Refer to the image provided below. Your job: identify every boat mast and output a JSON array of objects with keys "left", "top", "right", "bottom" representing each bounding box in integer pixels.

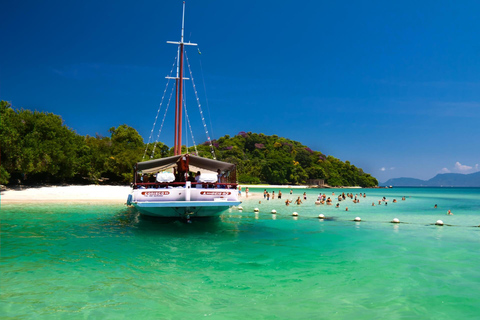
[{"left": 167, "top": 1, "right": 197, "bottom": 155}]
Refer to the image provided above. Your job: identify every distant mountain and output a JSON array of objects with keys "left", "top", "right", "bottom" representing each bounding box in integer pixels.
[
  {"left": 380, "top": 177, "right": 426, "bottom": 187},
  {"left": 381, "top": 171, "right": 480, "bottom": 187}
]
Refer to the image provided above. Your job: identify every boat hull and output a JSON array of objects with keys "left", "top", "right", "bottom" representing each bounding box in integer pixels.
[{"left": 131, "top": 200, "right": 241, "bottom": 218}]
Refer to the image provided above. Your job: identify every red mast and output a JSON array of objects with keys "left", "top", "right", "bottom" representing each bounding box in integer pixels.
[
  {"left": 167, "top": 1, "right": 197, "bottom": 155},
  {"left": 177, "top": 42, "right": 185, "bottom": 155}
]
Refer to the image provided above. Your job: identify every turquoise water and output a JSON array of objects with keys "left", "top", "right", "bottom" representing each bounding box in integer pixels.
[{"left": 1, "top": 188, "right": 480, "bottom": 319}]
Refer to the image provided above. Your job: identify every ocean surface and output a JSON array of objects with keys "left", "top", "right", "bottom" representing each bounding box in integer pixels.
[{"left": 1, "top": 187, "right": 480, "bottom": 319}]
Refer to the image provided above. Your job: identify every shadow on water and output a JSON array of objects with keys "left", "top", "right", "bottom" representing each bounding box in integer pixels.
[{"left": 102, "top": 206, "right": 238, "bottom": 237}]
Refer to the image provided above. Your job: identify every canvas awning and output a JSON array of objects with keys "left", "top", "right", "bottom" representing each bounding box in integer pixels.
[{"left": 136, "top": 154, "right": 236, "bottom": 174}]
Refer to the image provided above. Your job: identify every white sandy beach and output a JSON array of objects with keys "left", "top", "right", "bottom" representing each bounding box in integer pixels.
[
  {"left": 0, "top": 184, "right": 361, "bottom": 204},
  {"left": 0, "top": 185, "right": 132, "bottom": 203},
  {"left": 0, "top": 185, "right": 265, "bottom": 204}
]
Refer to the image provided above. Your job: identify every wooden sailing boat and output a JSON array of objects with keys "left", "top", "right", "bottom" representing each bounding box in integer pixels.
[{"left": 127, "top": 2, "right": 241, "bottom": 218}]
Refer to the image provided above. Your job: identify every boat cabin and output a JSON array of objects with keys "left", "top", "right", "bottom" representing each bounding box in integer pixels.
[{"left": 133, "top": 154, "right": 237, "bottom": 190}]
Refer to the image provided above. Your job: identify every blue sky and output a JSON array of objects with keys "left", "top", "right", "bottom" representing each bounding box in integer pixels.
[{"left": 1, "top": 0, "right": 479, "bottom": 182}]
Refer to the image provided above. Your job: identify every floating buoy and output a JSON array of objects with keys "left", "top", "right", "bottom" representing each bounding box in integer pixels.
[
  {"left": 318, "top": 214, "right": 325, "bottom": 219},
  {"left": 315, "top": 201, "right": 321, "bottom": 205},
  {"left": 292, "top": 212, "right": 298, "bottom": 216},
  {"left": 435, "top": 220, "right": 444, "bottom": 226},
  {"left": 254, "top": 208, "right": 259, "bottom": 212},
  {"left": 354, "top": 217, "right": 361, "bottom": 222},
  {"left": 271, "top": 209, "right": 277, "bottom": 214},
  {"left": 391, "top": 218, "right": 400, "bottom": 223},
  {"left": 238, "top": 206, "right": 243, "bottom": 211}
]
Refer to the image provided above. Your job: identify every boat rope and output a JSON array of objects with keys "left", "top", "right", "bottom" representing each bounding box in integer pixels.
[
  {"left": 182, "top": 89, "right": 198, "bottom": 155},
  {"left": 184, "top": 50, "right": 216, "bottom": 159},
  {"left": 143, "top": 51, "right": 178, "bottom": 160},
  {"left": 150, "top": 84, "right": 175, "bottom": 158},
  {"left": 198, "top": 53, "right": 215, "bottom": 142}
]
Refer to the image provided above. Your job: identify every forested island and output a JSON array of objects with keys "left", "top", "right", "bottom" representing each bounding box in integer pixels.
[{"left": 0, "top": 101, "right": 378, "bottom": 187}]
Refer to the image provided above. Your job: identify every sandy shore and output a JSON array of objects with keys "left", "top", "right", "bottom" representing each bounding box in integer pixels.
[
  {"left": 0, "top": 184, "right": 312, "bottom": 204},
  {"left": 0, "top": 185, "right": 131, "bottom": 204},
  {"left": 239, "top": 184, "right": 308, "bottom": 189},
  {"left": 0, "top": 185, "right": 265, "bottom": 204}
]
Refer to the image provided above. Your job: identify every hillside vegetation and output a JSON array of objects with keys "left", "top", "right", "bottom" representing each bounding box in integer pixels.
[{"left": 0, "top": 101, "right": 378, "bottom": 187}]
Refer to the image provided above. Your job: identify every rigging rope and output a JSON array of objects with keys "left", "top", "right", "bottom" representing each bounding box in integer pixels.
[
  {"left": 182, "top": 91, "right": 198, "bottom": 155},
  {"left": 150, "top": 84, "right": 175, "bottom": 158},
  {"left": 198, "top": 55, "right": 215, "bottom": 142},
  {"left": 143, "top": 51, "right": 178, "bottom": 160},
  {"left": 184, "top": 51, "right": 216, "bottom": 159}
]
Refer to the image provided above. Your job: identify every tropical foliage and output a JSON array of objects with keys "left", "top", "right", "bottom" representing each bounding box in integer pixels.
[
  {"left": 187, "top": 132, "right": 377, "bottom": 187},
  {"left": 0, "top": 101, "right": 377, "bottom": 187}
]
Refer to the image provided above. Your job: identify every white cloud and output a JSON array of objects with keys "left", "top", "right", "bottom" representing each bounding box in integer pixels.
[
  {"left": 390, "top": 167, "right": 395, "bottom": 170},
  {"left": 380, "top": 167, "right": 386, "bottom": 171},
  {"left": 454, "top": 162, "right": 473, "bottom": 172},
  {"left": 439, "top": 162, "right": 480, "bottom": 174}
]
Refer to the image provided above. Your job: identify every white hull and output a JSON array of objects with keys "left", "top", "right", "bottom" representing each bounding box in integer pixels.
[
  {"left": 131, "top": 200, "right": 241, "bottom": 218},
  {"left": 127, "top": 183, "right": 241, "bottom": 218}
]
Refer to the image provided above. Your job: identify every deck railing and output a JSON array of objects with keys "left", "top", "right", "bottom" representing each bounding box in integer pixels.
[{"left": 133, "top": 182, "right": 237, "bottom": 189}]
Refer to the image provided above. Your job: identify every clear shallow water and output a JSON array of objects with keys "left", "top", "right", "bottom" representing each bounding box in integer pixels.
[{"left": 1, "top": 188, "right": 480, "bottom": 319}]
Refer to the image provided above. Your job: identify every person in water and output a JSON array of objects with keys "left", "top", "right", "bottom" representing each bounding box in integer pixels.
[
  {"left": 278, "top": 190, "right": 282, "bottom": 199},
  {"left": 285, "top": 199, "right": 291, "bottom": 206},
  {"left": 336, "top": 203, "right": 339, "bottom": 208},
  {"left": 295, "top": 197, "right": 302, "bottom": 205},
  {"left": 447, "top": 209, "right": 453, "bottom": 215},
  {"left": 434, "top": 204, "right": 437, "bottom": 208}
]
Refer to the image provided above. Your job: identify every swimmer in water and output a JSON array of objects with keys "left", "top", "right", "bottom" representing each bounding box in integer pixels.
[
  {"left": 372, "top": 202, "right": 375, "bottom": 206},
  {"left": 447, "top": 209, "right": 453, "bottom": 215},
  {"left": 336, "top": 203, "right": 339, "bottom": 208},
  {"left": 285, "top": 199, "right": 291, "bottom": 206},
  {"left": 295, "top": 197, "right": 302, "bottom": 205},
  {"left": 345, "top": 207, "right": 349, "bottom": 211},
  {"left": 434, "top": 204, "right": 437, "bottom": 208}
]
